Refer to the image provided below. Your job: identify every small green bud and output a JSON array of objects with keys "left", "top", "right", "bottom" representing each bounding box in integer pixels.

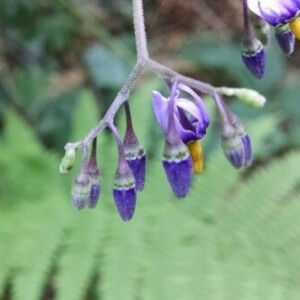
[
  {"left": 218, "top": 87, "right": 266, "bottom": 108},
  {"left": 59, "top": 147, "right": 76, "bottom": 174}
]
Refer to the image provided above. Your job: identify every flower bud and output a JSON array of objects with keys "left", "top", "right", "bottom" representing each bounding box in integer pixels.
[
  {"left": 222, "top": 130, "right": 252, "bottom": 169},
  {"left": 124, "top": 146, "right": 146, "bottom": 192},
  {"left": 218, "top": 87, "right": 266, "bottom": 108},
  {"left": 123, "top": 102, "right": 147, "bottom": 192},
  {"left": 215, "top": 94, "right": 252, "bottom": 169},
  {"left": 113, "top": 161, "right": 136, "bottom": 221},
  {"left": 59, "top": 147, "right": 76, "bottom": 174},
  {"left": 241, "top": 35, "right": 265, "bottom": 79},
  {"left": 162, "top": 138, "right": 193, "bottom": 198},
  {"left": 71, "top": 168, "right": 90, "bottom": 210},
  {"left": 87, "top": 139, "right": 101, "bottom": 209},
  {"left": 275, "top": 25, "right": 295, "bottom": 56}
]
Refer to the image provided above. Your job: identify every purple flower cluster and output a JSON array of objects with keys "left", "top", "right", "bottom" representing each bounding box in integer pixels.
[
  {"left": 71, "top": 81, "right": 252, "bottom": 221},
  {"left": 241, "top": 0, "right": 300, "bottom": 78}
]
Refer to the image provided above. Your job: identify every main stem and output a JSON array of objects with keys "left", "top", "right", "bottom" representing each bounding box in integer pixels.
[
  {"left": 133, "top": 0, "right": 149, "bottom": 60},
  {"left": 65, "top": 0, "right": 219, "bottom": 153}
]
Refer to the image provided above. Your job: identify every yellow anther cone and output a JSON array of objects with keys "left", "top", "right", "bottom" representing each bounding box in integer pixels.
[
  {"left": 289, "top": 17, "right": 300, "bottom": 40},
  {"left": 187, "top": 140, "right": 204, "bottom": 174}
]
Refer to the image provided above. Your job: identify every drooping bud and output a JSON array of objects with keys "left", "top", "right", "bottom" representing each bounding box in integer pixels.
[
  {"left": 163, "top": 138, "right": 193, "bottom": 198},
  {"left": 275, "top": 24, "right": 295, "bottom": 56},
  {"left": 59, "top": 146, "right": 76, "bottom": 174},
  {"left": 241, "top": 0, "right": 265, "bottom": 79},
  {"left": 241, "top": 35, "right": 265, "bottom": 79},
  {"left": 113, "top": 159, "right": 136, "bottom": 221},
  {"left": 221, "top": 129, "right": 252, "bottom": 169},
  {"left": 253, "top": 17, "right": 270, "bottom": 46},
  {"left": 110, "top": 123, "right": 137, "bottom": 221},
  {"left": 214, "top": 93, "right": 252, "bottom": 169},
  {"left": 218, "top": 87, "right": 266, "bottom": 108},
  {"left": 87, "top": 138, "right": 101, "bottom": 208},
  {"left": 123, "top": 102, "right": 147, "bottom": 192},
  {"left": 71, "top": 158, "right": 90, "bottom": 210}
]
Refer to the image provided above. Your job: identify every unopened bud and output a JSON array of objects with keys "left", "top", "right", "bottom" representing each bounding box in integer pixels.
[
  {"left": 241, "top": 34, "right": 265, "bottom": 79},
  {"left": 59, "top": 147, "right": 76, "bottom": 174},
  {"left": 275, "top": 24, "right": 295, "bottom": 56},
  {"left": 113, "top": 162, "right": 136, "bottom": 221},
  {"left": 71, "top": 171, "right": 90, "bottom": 210},
  {"left": 87, "top": 138, "right": 101, "bottom": 208},
  {"left": 163, "top": 138, "right": 193, "bottom": 198},
  {"left": 218, "top": 87, "right": 266, "bottom": 108}
]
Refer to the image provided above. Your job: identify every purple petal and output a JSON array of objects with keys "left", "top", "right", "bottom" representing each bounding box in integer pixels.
[
  {"left": 275, "top": 28, "right": 295, "bottom": 56},
  {"left": 223, "top": 133, "right": 252, "bottom": 169},
  {"left": 88, "top": 184, "right": 101, "bottom": 208},
  {"left": 113, "top": 187, "right": 136, "bottom": 221},
  {"left": 152, "top": 91, "right": 169, "bottom": 134},
  {"left": 248, "top": 0, "right": 300, "bottom": 26},
  {"left": 126, "top": 153, "right": 147, "bottom": 192},
  {"left": 242, "top": 134, "right": 252, "bottom": 166},
  {"left": 163, "top": 157, "right": 193, "bottom": 198},
  {"left": 242, "top": 47, "right": 265, "bottom": 79}
]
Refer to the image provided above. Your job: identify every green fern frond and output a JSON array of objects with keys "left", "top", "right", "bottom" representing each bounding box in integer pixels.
[
  {"left": 10, "top": 200, "right": 71, "bottom": 300},
  {"left": 54, "top": 209, "right": 106, "bottom": 300}
]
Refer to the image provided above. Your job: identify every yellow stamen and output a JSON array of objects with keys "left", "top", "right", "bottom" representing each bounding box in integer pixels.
[
  {"left": 289, "top": 17, "right": 300, "bottom": 40},
  {"left": 187, "top": 140, "right": 204, "bottom": 174}
]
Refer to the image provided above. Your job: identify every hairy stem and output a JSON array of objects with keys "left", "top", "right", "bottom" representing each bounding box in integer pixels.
[
  {"left": 64, "top": 0, "right": 218, "bottom": 153},
  {"left": 133, "top": 0, "right": 149, "bottom": 60}
]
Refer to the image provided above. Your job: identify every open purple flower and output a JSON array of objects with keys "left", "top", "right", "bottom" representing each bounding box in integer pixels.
[
  {"left": 248, "top": 0, "right": 300, "bottom": 27},
  {"left": 152, "top": 83, "right": 209, "bottom": 145},
  {"left": 152, "top": 81, "right": 194, "bottom": 197}
]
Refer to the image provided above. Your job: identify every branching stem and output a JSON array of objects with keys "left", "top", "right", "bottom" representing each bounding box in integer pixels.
[{"left": 65, "top": 0, "right": 219, "bottom": 154}]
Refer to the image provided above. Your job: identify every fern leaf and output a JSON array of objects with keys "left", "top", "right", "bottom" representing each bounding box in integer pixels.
[{"left": 54, "top": 208, "right": 106, "bottom": 300}]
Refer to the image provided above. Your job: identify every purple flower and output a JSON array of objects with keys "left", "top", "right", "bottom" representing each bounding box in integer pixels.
[
  {"left": 153, "top": 81, "right": 193, "bottom": 197},
  {"left": 152, "top": 83, "right": 209, "bottom": 144},
  {"left": 248, "top": 0, "right": 300, "bottom": 27}
]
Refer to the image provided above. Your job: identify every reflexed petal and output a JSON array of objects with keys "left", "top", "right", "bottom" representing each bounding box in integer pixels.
[
  {"left": 152, "top": 91, "right": 169, "bottom": 134},
  {"left": 248, "top": 0, "right": 300, "bottom": 26},
  {"left": 152, "top": 83, "right": 210, "bottom": 144}
]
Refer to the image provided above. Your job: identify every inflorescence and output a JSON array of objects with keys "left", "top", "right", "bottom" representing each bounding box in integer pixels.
[
  {"left": 60, "top": 0, "right": 299, "bottom": 221},
  {"left": 242, "top": 0, "right": 300, "bottom": 78}
]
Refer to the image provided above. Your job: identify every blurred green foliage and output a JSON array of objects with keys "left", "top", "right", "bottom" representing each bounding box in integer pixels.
[
  {"left": 1, "top": 84, "right": 300, "bottom": 300},
  {"left": 1, "top": 1, "right": 300, "bottom": 299}
]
